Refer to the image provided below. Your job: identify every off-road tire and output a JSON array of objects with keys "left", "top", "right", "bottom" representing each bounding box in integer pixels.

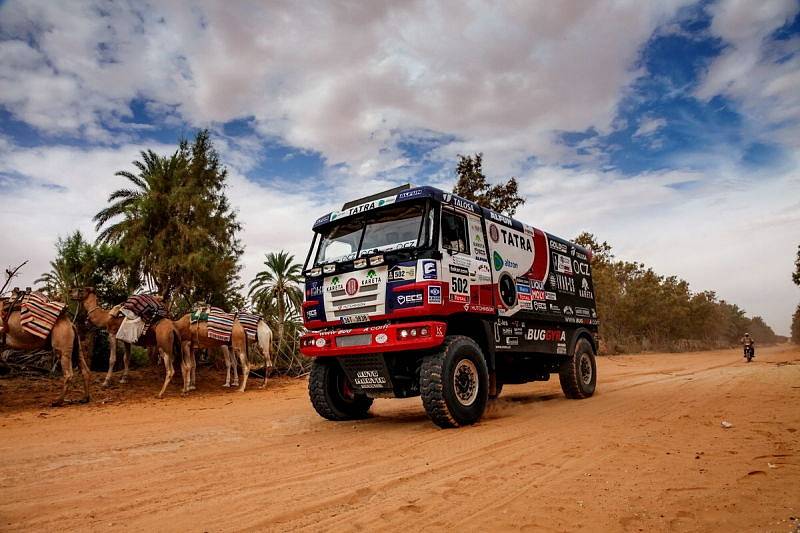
[
  {"left": 421, "top": 336, "right": 489, "bottom": 428},
  {"left": 559, "top": 338, "right": 597, "bottom": 399},
  {"left": 309, "top": 358, "right": 373, "bottom": 421}
]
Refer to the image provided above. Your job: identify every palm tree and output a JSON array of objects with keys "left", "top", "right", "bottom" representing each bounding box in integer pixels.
[
  {"left": 94, "top": 132, "right": 243, "bottom": 306},
  {"left": 248, "top": 251, "right": 303, "bottom": 352}
]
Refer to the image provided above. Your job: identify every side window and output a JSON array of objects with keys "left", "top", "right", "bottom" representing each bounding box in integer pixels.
[{"left": 441, "top": 210, "right": 469, "bottom": 254}]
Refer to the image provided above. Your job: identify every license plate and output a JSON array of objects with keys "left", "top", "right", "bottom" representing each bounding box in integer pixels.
[{"left": 341, "top": 314, "right": 369, "bottom": 324}]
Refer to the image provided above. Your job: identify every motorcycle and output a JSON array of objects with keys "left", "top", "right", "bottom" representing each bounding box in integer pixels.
[{"left": 743, "top": 345, "right": 755, "bottom": 362}]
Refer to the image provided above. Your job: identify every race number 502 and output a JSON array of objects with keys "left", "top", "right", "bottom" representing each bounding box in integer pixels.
[{"left": 451, "top": 277, "right": 469, "bottom": 294}]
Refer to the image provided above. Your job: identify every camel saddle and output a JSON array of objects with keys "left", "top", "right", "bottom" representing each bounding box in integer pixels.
[{"left": 1, "top": 288, "right": 66, "bottom": 340}]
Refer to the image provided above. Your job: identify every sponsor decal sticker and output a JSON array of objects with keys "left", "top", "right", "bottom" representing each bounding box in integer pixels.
[
  {"left": 579, "top": 277, "right": 594, "bottom": 299},
  {"left": 427, "top": 285, "right": 442, "bottom": 304},
  {"left": 375, "top": 333, "right": 388, "bottom": 344},
  {"left": 353, "top": 370, "right": 388, "bottom": 389},
  {"left": 549, "top": 239, "right": 568, "bottom": 253},
  {"left": 395, "top": 292, "right": 423, "bottom": 307},
  {"left": 573, "top": 260, "right": 591, "bottom": 276},
  {"left": 545, "top": 291, "right": 557, "bottom": 300},
  {"left": 449, "top": 293, "right": 469, "bottom": 303},
  {"left": 499, "top": 228, "right": 533, "bottom": 251},
  {"left": 533, "top": 301, "right": 547, "bottom": 312},
  {"left": 553, "top": 253, "right": 573, "bottom": 275},
  {"left": 489, "top": 224, "right": 500, "bottom": 243},
  {"left": 563, "top": 306, "right": 574, "bottom": 315},
  {"left": 469, "top": 304, "right": 495, "bottom": 313},
  {"left": 345, "top": 278, "right": 359, "bottom": 295},
  {"left": 422, "top": 260, "right": 438, "bottom": 279},
  {"left": 557, "top": 343, "right": 567, "bottom": 355},
  {"left": 388, "top": 264, "right": 416, "bottom": 282},
  {"left": 506, "top": 336, "right": 519, "bottom": 346},
  {"left": 531, "top": 290, "right": 546, "bottom": 300},
  {"left": 516, "top": 283, "right": 531, "bottom": 294},
  {"left": 493, "top": 251, "right": 504, "bottom": 271},
  {"left": 549, "top": 273, "right": 576, "bottom": 293},
  {"left": 525, "top": 329, "right": 566, "bottom": 342},
  {"left": 306, "top": 308, "right": 318, "bottom": 319},
  {"left": 314, "top": 337, "right": 326, "bottom": 348},
  {"left": 449, "top": 264, "right": 470, "bottom": 276}
]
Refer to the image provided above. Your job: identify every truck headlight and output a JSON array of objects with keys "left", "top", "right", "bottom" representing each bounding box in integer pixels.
[
  {"left": 323, "top": 264, "right": 336, "bottom": 274},
  {"left": 369, "top": 254, "right": 384, "bottom": 266},
  {"left": 354, "top": 258, "right": 368, "bottom": 268},
  {"left": 308, "top": 267, "right": 322, "bottom": 277}
]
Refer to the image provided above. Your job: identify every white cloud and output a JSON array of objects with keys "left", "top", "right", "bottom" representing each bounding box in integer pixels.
[
  {"left": 0, "top": 0, "right": 690, "bottom": 165},
  {"left": 697, "top": 0, "right": 800, "bottom": 147},
  {"left": 633, "top": 117, "right": 667, "bottom": 138}
]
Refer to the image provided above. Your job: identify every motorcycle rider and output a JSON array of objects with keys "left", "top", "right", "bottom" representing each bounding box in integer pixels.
[{"left": 740, "top": 333, "right": 755, "bottom": 359}]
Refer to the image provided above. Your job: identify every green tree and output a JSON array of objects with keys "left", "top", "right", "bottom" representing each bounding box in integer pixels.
[
  {"left": 36, "top": 231, "right": 134, "bottom": 370},
  {"left": 793, "top": 244, "right": 800, "bottom": 286},
  {"left": 453, "top": 153, "right": 525, "bottom": 216},
  {"left": 791, "top": 305, "right": 800, "bottom": 344},
  {"left": 36, "top": 231, "right": 132, "bottom": 311},
  {"left": 248, "top": 251, "right": 303, "bottom": 351},
  {"left": 94, "top": 130, "right": 242, "bottom": 309}
]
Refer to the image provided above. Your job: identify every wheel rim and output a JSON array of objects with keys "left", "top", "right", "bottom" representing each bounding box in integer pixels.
[
  {"left": 453, "top": 359, "right": 479, "bottom": 406},
  {"left": 579, "top": 353, "right": 593, "bottom": 385},
  {"left": 336, "top": 372, "right": 356, "bottom": 402}
]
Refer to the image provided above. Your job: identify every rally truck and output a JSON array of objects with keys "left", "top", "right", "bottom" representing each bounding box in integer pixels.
[{"left": 299, "top": 184, "right": 599, "bottom": 428}]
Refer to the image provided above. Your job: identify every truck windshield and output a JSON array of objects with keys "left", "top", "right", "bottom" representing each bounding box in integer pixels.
[{"left": 315, "top": 202, "right": 429, "bottom": 265}]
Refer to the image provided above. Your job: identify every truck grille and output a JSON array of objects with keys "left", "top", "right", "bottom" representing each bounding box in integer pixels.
[{"left": 324, "top": 266, "right": 387, "bottom": 320}]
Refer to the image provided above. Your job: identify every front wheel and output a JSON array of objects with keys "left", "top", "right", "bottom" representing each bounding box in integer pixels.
[
  {"left": 421, "top": 336, "right": 489, "bottom": 428},
  {"left": 308, "top": 358, "right": 373, "bottom": 421},
  {"left": 559, "top": 338, "right": 597, "bottom": 399}
]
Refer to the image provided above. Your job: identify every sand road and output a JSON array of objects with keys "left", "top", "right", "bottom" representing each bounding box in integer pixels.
[{"left": 1, "top": 344, "right": 798, "bottom": 532}]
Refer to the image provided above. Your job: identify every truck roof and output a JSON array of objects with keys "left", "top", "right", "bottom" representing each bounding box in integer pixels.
[{"left": 312, "top": 185, "right": 591, "bottom": 258}]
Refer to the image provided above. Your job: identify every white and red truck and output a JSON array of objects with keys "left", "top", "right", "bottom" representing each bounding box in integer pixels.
[{"left": 300, "top": 184, "right": 599, "bottom": 428}]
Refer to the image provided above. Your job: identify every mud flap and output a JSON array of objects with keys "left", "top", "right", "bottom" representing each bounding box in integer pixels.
[{"left": 337, "top": 354, "right": 394, "bottom": 394}]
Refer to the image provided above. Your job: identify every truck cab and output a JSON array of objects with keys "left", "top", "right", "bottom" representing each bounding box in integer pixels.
[{"left": 301, "top": 184, "right": 598, "bottom": 428}]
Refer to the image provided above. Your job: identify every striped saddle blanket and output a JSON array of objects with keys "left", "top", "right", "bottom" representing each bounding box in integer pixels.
[
  {"left": 122, "top": 294, "right": 168, "bottom": 337},
  {"left": 207, "top": 307, "right": 235, "bottom": 342},
  {"left": 19, "top": 292, "right": 66, "bottom": 339},
  {"left": 236, "top": 312, "right": 262, "bottom": 341}
]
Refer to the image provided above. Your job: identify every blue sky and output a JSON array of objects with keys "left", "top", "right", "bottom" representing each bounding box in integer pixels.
[{"left": 0, "top": 0, "right": 798, "bottom": 333}]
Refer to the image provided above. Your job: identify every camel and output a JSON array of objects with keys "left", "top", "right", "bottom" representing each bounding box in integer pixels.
[
  {"left": 0, "top": 294, "right": 91, "bottom": 406},
  {"left": 69, "top": 288, "right": 188, "bottom": 398},
  {"left": 173, "top": 311, "right": 272, "bottom": 393}
]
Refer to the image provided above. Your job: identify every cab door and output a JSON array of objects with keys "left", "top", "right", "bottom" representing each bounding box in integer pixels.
[{"left": 440, "top": 208, "right": 492, "bottom": 311}]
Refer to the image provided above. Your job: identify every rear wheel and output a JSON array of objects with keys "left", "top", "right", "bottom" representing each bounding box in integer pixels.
[
  {"left": 308, "top": 358, "right": 373, "bottom": 421},
  {"left": 559, "top": 338, "right": 597, "bottom": 399},
  {"left": 421, "top": 336, "right": 489, "bottom": 428}
]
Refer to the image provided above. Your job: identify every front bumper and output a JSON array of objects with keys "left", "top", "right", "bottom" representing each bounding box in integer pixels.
[{"left": 300, "top": 320, "right": 447, "bottom": 357}]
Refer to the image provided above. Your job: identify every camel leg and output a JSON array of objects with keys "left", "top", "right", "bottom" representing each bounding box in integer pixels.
[
  {"left": 236, "top": 347, "right": 249, "bottom": 393},
  {"left": 120, "top": 342, "right": 131, "bottom": 384},
  {"left": 157, "top": 347, "right": 173, "bottom": 399},
  {"left": 102, "top": 334, "right": 118, "bottom": 387},
  {"left": 188, "top": 349, "right": 197, "bottom": 391},
  {"left": 262, "top": 345, "right": 272, "bottom": 389},
  {"left": 180, "top": 351, "right": 191, "bottom": 395},
  {"left": 223, "top": 346, "right": 232, "bottom": 387},
  {"left": 230, "top": 346, "right": 239, "bottom": 387},
  {"left": 77, "top": 341, "right": 92, "bottom": 403},
  {"left": 52, "top": 348, "right": 74, "bottom": 407}
]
